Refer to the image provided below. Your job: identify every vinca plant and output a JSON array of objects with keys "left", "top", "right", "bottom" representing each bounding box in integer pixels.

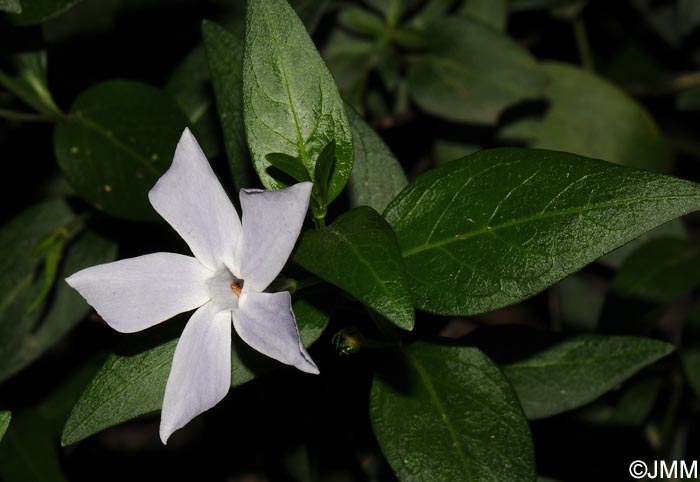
[{"left": 2, "top": 0, "right": 700, "bottom": 481}]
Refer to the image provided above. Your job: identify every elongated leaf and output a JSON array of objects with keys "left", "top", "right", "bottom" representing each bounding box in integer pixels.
[
  {"left": 503, "top": 335, "right": 674, "bottom": 419},
  {"left": 294, "top": 207, "right": 414, "bottom": 330},
  {"left": 267, "top": 153, "right": 312, "bottom": 182},
  {"left": 0, "top": 412, "right": 9, "bottom": 442},
  {"left": 12, "top": 0, "right": 82, "bottom": 25},
  {"left": 243, "top": 0, "right": 353, "bottom": 202},
  {"left": 500, "top": 62, "right": 671, "bottom": 172},
  {"left": 371, "top": 342, "right": 535, "bottom": 482},
  {"left": 61, "top": 297, "right": 330, "bottom": 445},
  {"left": 0, "top": 51, "right": 60, "bottom": 116},
  {"left": 613, "top": 238, "right": 700, "bottom": 301},
  {"left": 407, "top": 16, "right": 545, "bottom": 124},
  {"left": 54, "top": 80, "right": 189, "bottom": 220},
  {"left": 384, "top": 148, "right": 700, "bottom": 315},
  {"left": 0, "top": 0, "right": 21, "bottom": 14},
  {"left": 345, "top": 105, "right": 407, "bottom": 212}
]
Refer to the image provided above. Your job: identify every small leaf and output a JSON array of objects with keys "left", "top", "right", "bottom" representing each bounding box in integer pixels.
[
  {"left": 266, "top": 153, "right": 312, "bottom": 183},
  {"left": 0, "top": 51, "right": 60, "bottom": 116},
  {"left": 294, "top": 207, "right": 414, "bottom": 330},
  {"left": 0, "top": 0, "right": 21, "bottom": 14},
  {"left": 612, "top": 238, "right": 700, "bottom": 302},
  {"left": 345, "top": 104, "right": 407, "bottom": 212},
  {"left": 28, "top": 230, "right": 67, "bottom": 313},
  {"left": 407, "top": 16, "right": 545, "bottom": 124},
  {"left": 54, "top": 80, "right": 189, "bottom": 221},
  {"left": 384, "top": 148, "right": 700, "bottom": 316},
  {"left": 371, "top": 342, "right": 535, "bottom": 482},
  {"left": 243, "top": 0, "right": 353, "bottom": 202},
  {"left": 12, "top": 0, "right": 82, "bottom": 25},
  {"left": 0, "top": 411, "right": 10, "bottom": 442},
  {"left": 503, "top": 335, "right": 674, "bottom": 419},
  {"left": 61, "top": 297, "right": 330, "bottom": 445},
  {"left": 313, "top": 140, "right": 336, "bottom": 204}
]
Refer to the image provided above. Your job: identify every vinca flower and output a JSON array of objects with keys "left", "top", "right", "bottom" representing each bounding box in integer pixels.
[{"left": 66, "top": 128, "right": 318, "bottom": 444}]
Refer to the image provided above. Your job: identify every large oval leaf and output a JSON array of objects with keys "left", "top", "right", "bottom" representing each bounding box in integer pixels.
[
  {"left": 243, "top": 0, "right": 353, "bottom": 202},
  {"left": 54, "top": 80, "right": 189, "bottom": 221},
  {"left": 61, "top": 297, "right": 330, "bottom": 445},
  {"left": 371, "top": 342, "right": 535, "bottom": 482},
  {"left": 293, "top": 207, "right": 414, "bottom": 330},
  {"left": 503, "top": 335, "right": 674, "bottom": 419},
  {"left": 384, "top": 148, "right": 700, "bottom": 316}
]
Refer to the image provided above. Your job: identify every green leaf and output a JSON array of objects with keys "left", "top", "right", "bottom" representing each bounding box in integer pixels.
[
  {"left": 266, "top": 153, "right": 312, "bottom": 182},
  {"left": 202, "top": 20, "right": 258, "bottom": 191},
  {"left": 432, "top": 139, "right": 481, "bottom": 165},
  {"left": 61, "top": 297, "right": 330, "bottom": 445},
  {"left": 313, "top": 140, "right": 336, "bottom": 204},
  {"left": 503, "top": 335, "right": 674, "bottom": 419},
  {"left": 54, "top": 80, "right": 190, "bottom": 221},
  {"left": 12, "top": 0, "right": 82, "bottom": 25},
  {"left": 459, "top": 0, "right": 507, "bottom": 30},
  {"left": 612, "top": 238, "right": 700, "bottom": 302},
  {"left": 243, "top": 0, "right": 353, "bottom": 203},
  {"left": 323, "top": 30, "right": 375, "bottom": 109},
  {"left": 0, "top": 412, "right": 10, "bottom": 442},
  {"left": 500, "top": 62, "right": 671, "bottom": 172},
  {"left": 371, "top": 342, "right": 535, "bottom": 482},
  {"left": 345, "top": 104, "right": 407, "bottom": 212},
  {"left": 0, "top": 51, "right": 60, "bottom": 116},
  {"left": 289, "top": 0, "right": 332, "bottom": 32},
  {"left": 364, "top": 0, "right": 420, "bottom": 26},
  {"left": 0, "top": 0, "right": 21, "bottom": 14},
  {"left": 338, "top": 5, "right": 385, "bottom": 36},
  {"left": 294, "top": 207, "right": 414, "bottom": 330},
  {"left": 384, "top": 148, "right": 700, "bottom": 316},
  {"left": 406, "top": 16, "right": 545, "bottom": 124}
]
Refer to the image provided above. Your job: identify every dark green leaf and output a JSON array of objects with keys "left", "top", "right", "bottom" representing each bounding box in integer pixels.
[
  {"left": 503, "top": 335, "right": 674, "bottom": 419},
  {"left": 0, "top": 51, "right": 60, "bottom": 116},
  {"left": 384, "top": 148, "right": 700, "bottom": 316},
  {"left": 294, "top": 207, "right": 414, "bottom": 330},
  {"left": 407, "top": 16, "right": 545, "bottom": 124},
  {"left": 500, "top": 62, "right": 671, "bottom": 172},
  {"left": 61, "top": 297, "right": 330, "bottom": 445},
  {"left": 243, "top": 0, "right": 353, "bottom": 202},
  {"left": 0, "top": 0, "right": 20, "bottom": 14},
  {"left": 289, "top": 0, "right": 332, "bottom": 32},
  {"left": 313, "top": 140, "right": 336, "bottom": 203},
  {"left": 345, "top": 104, "right": 407, "bottom": 212},
  {"left": 612, "top": 238, "right": 700, "bottom": 302},
  {"left": 371, "top": 342, "right": 535, "bottom": 482},
  {"left": 459, "top": 0, "right": 507, "bottom": 30},
  {"left": 266, "top": 153, "right": 312, "bottom": 182},
  {"left": 54, "top": 80, "right": 189, "bottom": 221},
  {"left": 12, "top": 0, "right": 82, "bottom": 25},
  {"left": 202, "top": 20, "right": 257, "bottom": 191},
  {"left": 0, "top": 411, "right": 9, "bottom": 442}
]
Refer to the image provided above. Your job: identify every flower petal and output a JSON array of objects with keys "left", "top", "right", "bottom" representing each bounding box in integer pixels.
[
  {"left": 160, "top": 302, "right": 232, "bottom": 444},
  {"left": 237, "top": 182, "right": 312, "bottom": 291},
  {"left": 234, "top": 290, "right": 319, "bottom": 374},
  {"left": 66, "top": 253, "right": 212, "bottom": 333},
  {"left": 149, "top": 128, "right": 241, "bottom": 271}
]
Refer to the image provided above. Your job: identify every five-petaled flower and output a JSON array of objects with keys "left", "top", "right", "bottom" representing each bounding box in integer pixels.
[{"left": 66, "top": 128, "right": 319, "bottom": 444}]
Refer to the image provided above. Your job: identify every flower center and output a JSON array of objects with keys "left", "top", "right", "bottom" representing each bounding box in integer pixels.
[
  {"left": 230, "top": 282, "right": 242, "bottom": 297},
  {"left": 206, "top": 268, "right": 243, "bottom": 311}
]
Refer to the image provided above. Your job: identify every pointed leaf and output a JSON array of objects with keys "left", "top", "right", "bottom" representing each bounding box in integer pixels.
[
  {"left": 243, "top": 0, "right": 353, "bottom": 202},
  {"left": 0, "top": 412, "right": 9, "bottom": 442},
  {"left": 313, "top": 140, "right": 335, "bottom": 203},
  {"left": 384, "top": 148, "right": 700, "bottom": 316},
  {"left": 266, "top": 153, "right": 312, "bottom": 182},
  {"left": 503, "top": 335, "right": 674, "bottom": 419},
  {"left": 294, "top": 207, "right": 414, "bottom": 330},
  {"left": 371, "top": 343, "right": 535, "bottom": 482},
  {"left": 0, "top": 51, "right": 60, "bottom": 115}
]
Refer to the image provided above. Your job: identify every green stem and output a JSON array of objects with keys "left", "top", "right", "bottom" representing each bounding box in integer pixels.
[
  {"left": 573, "top": 17, "right": 594, "bottom": 71},
  {"left": 0, "top": 108, "right": 56, "bottom": 123}
]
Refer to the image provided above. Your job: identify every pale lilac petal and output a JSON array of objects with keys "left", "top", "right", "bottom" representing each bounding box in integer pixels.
[
  {"left": 149, "top": 128, "right": 241, "bottom": 271},
  {"left": 65, "top": 253, "right": 212, "bottom": 333},
  {"left": 160, "top": 302, "right": 232, "bottom": 444},
  {"left": 234, "top": 290, "right": 318, "bottom": 374},
  {"left": 236, "top": 182, "right": 312, "bottom": 291}
]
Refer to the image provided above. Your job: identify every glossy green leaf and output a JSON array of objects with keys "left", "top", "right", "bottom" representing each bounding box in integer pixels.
[
  {"left": 460, "top": 0, "right": 507, "bottom": 30},
  {"left": 612, "top": 238, "right": 700, "bottom": 301},
  {"left": 500, "top": 62, "right": 671, "bottom": 172},
  {"left": 266, "top": 153, "right": 312, "bottom": 182},
  {"left": 12, "top": 0, "right": 82, "bottom": 25},
  {"left": 0, "top": 412, "right": 9, "bottom": 442},
  {"left": 345, "top": 105, "right": 407, "bottom": 212},
  {"left": 294, "top": 207, "right": 414, "bottom": 330},
  {"left": 371, "top": 342, "right": 535, "bottom": 482},
  {"left": 503, "top": 335, "right": 674, "bottom": 419},
  {"left": 384, "top": 148, "right": 700, "bottom": 316},
  {"left": 202, "top": 20, "right": 257, "bottom": 191},
  {"left": 0, "top": 51, "right": 60, "bottom": 116},
  {"left": 54, "top": 80, "right": 189, "bottom": 221},
  {"left": 61, "top": 297, "right": 330, "bottom": 445},
  {"left": 406, "top": 16, "right": 545, "bottom": 124},
  {"left": 243, "top": 0, "right": 353, "bottom": 202}
]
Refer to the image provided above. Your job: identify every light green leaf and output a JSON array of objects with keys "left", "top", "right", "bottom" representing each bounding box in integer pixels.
[
  {"left": 0, "top": 51, "right": 60, "bottom": 116},
  {"left": 503, "top": 335, "right": 674, "bottom": 419},
  {"left": 61, "top": 297, "right": 330, "bottom": 445},
  {"left": 0, "top": 412, "right": 10, "bottom": 442},
  {"left": 0, "top": 0, "right": 21, "bottom": 14},
  {"left": 345, "top": 104, "right": 407, "bottom": 212},
  {"left": 500, "top": 62, "right": 671, "bottom": 172},
  {"left": 371, "top": 342, "right": 535, "bottom": 482},
  {"left": 54, "top": 80, "right": 189, "bottom": 221},
  {"left": 243, "top": 0, "right": 353, "bottom": 203},
  {"left": 406, "top": 16, "right": 545, "bottom": 124},
  {"left": 294, "top": 207, "right": 414, "bottom": 330},
  {"left": 612, "top": 238, "right": 700, "bottom": 302},
  {"left": 384, "top": 148, "right": 700, "bottom": 316},
  {"left": 12, "top": 0, "right": 82, "bottom": 25},
  {"left": 459, "top": 0, "right": 507, "bottom": 30}
]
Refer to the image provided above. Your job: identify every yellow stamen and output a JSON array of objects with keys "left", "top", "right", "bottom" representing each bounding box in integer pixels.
[{"left": 230, "top": 282, "right": 242, "bottom": 297}]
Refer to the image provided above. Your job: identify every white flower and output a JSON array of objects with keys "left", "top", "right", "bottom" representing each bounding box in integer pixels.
[{"left": 66, "top": 128, "right": 318, "bottom": 444}]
